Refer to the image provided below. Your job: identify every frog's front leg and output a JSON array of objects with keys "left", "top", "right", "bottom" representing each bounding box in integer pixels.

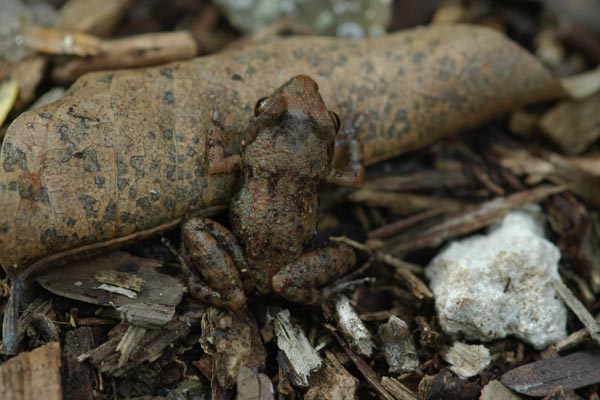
[
  {"left": 181, "top": 218, "right": 247, "bottom": 310},
  {"left": 205, "top": 96, "right": 241, "bottom": 175},
  {"left": 271, "top": 244, "right": 356, "bottom": 305},
  {"left": 327, "top": 125, "right": 365, "bottom": 188}
]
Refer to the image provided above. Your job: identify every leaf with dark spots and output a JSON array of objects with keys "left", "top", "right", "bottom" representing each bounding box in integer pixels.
[{"left": 0, "top": 25, "right": 564, "bottom": 275}]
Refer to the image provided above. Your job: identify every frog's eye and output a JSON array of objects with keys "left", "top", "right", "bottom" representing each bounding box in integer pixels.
[
  {"left": 329, "top": 111, "right": 341, "bottom": 133},
  {"left": 254, "top": 97, "right": 269, "bottom": 116}
]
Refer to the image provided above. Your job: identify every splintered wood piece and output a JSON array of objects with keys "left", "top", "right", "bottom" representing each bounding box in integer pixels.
[
  {"left": 37, "top": 251, "right": 185, "bottom": 327},
  {"left": 501, "top": 349, "right": 600, "bottom": 396},
  {"left": 0, "top": 342, "right": 62, "bottom": 400},
  {"left": 78, "top": 319, "right": 189, "bottom": 377},
  {"left": 274, "top": 309, "right": 322, "bottom": 387},
  {"left": 63, "top": 327, "right": 103, "bottom": 400}
]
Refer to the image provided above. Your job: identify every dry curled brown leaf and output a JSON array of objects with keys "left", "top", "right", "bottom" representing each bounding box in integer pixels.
[{"left": 0, "top": 25, "right": 563, "bottom": 276}]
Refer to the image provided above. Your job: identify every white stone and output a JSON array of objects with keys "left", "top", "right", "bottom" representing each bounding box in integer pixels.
[{"left": 426, "top": 209, "right": 567, "bottom": 349}]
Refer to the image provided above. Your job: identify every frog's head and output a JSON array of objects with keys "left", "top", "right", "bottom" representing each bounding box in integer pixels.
[{"left": 242, "top": 75, "right": 340, "bottom": 178}]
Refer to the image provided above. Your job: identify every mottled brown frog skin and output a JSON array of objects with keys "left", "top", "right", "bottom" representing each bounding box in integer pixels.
[{"left": 181, "top": 75, "right": 363, "bottom": 309}]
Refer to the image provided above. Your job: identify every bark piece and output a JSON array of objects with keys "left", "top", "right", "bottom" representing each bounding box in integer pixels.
[
  {"left": 0, "top": 25, "right": 564, "bottom": 275},
  {"left": 334, "top": 295, "right": 373, "bottom": 357},
  {"left": 378, "top": 316, "right": 419, "bottom": 374},
  {"left": 274, "top": 309, "right": 321, "bottom": 387},
  {"left": 200, "top": 307, "right": 267, "bottom": 390},
  {"left": 539, "top": 92, "right": 600, "bottom": 155},
  {"left": 501, "top": 349, "right": 600, "bottom": 396},
  {"left": 305, "top": 352, "right": 359, "bottom": 400},
  {"left": 0, "top": 342, "right": 62, "bottom": 400},
  {"left": 36, "top": 251, "right": 184, "bottom": 328},
  {"left": 62, "top": 327, "right": 103, "bottom": 400}
]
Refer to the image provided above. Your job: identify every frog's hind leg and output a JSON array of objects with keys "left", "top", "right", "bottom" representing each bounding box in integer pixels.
[
  {"left": 181, "top": 218, "right": 247, "bottom": 310},
  {"left": 271, "top": 244, "right": 356, "bottom": 305}
]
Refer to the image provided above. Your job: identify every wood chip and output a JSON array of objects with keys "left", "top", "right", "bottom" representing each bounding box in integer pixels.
[
  {"left": 63, "top": 327, "right": 103, "bottom": 400},
  {"left": 305, "top": 352, "right": 359, "bottom": 400},
  {"left": 94, "top": 269, "right": 145, "bottom": 292},
  {"left": 539, "top": 91, "right": 600, "bottom": 155},
  {"left": 200, "top": 307, "right": 266, "bottom": 389},
  {"left": 274, "top": 309, "right": 322, "bottom": 387},
  {"left": 0, "top": 342, "right": 62, "bottom": 400},
  {"left": 560, "top": 66, "right": 600, "bottom": 99},
  {"left": 378, "top": 316, "right": 420, "bottom": 374},
  {"left": 501, "top": 349, "right": 600, "bottom": 396},
  {"left": 334, "top": 295, "right": 373, "bottom": 357},
  {"left": 441, "top": 342, "right": 491, "bottom": 379}
]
